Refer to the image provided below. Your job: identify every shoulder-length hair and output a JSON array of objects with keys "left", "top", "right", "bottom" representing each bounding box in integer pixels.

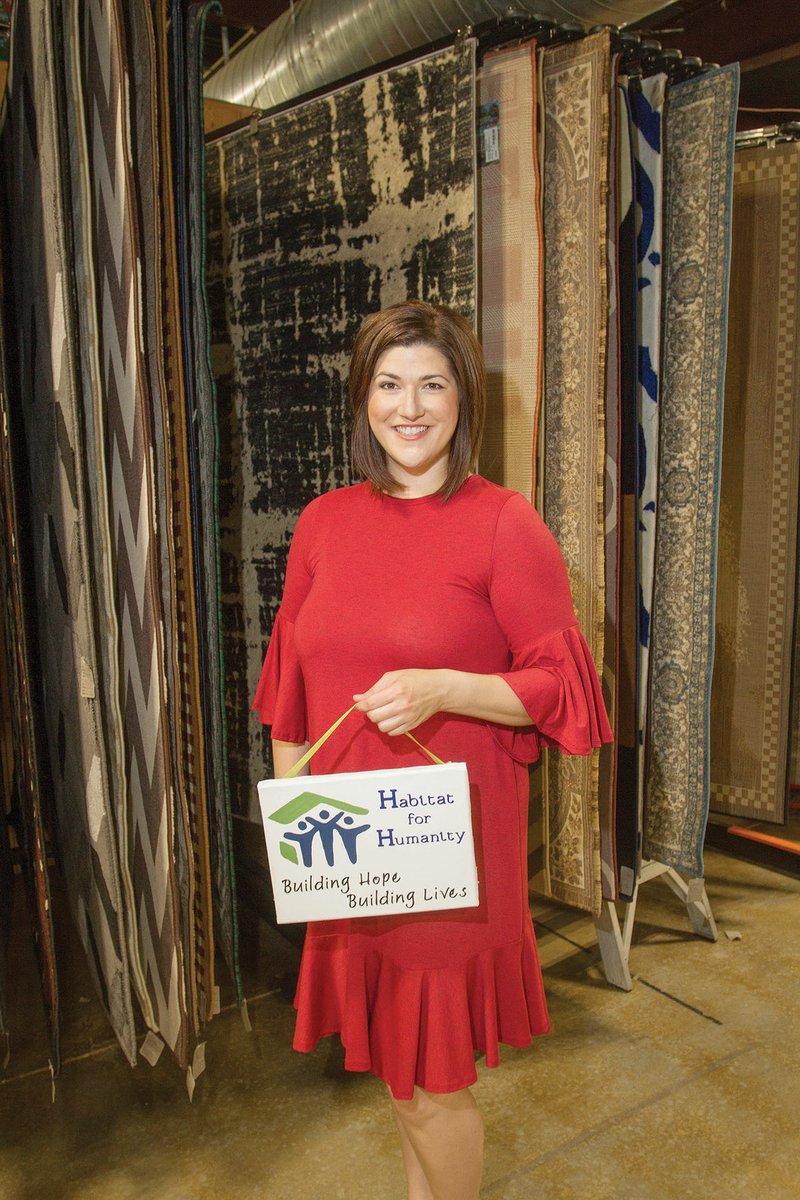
[{"left": 348, "top": 301, "right": 486, "bottom": 500}]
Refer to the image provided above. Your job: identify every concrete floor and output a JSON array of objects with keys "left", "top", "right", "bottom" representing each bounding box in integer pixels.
[{"left": 1, "top": 846, "right": 798, "bottom": 1199}]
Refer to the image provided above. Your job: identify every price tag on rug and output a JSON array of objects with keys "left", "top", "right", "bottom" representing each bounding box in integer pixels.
[{"left": 479, "top": 100, "right": 500, "bottom": 164}]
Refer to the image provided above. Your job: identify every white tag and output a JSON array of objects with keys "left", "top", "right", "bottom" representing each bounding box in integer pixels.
[{"left": 483, "top": 124, "right": 500, "bottom": 163}]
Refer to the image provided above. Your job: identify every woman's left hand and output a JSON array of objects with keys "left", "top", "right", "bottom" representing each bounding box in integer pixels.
[{"left": 353, "top": 669, "right": 447, "bottom": 736}]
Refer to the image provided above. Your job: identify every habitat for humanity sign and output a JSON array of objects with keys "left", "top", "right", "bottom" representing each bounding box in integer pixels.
[{"left": 258, "top": 762, "right": 479, "bottom": 923}]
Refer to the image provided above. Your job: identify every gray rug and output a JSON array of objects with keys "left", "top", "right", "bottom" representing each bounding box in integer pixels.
[{"left": 643, "top": 65, "right": 739, "bottom": 874}]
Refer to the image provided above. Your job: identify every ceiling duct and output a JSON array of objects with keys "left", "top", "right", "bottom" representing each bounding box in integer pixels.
[{"left": 204, "top": 0, "right": 671, "bottom": 110}]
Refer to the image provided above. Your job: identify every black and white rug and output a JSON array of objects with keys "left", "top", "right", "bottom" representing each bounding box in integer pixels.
[{"left": 206, "top": 42, "right": 477, "bottom": 815}]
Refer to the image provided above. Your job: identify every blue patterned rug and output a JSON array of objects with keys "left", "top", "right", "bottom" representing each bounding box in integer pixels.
[{"left": 614, "top": 74, "right": 640, "bottom": 900}]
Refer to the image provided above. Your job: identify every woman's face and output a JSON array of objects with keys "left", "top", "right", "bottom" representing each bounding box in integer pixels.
[{"left": 367, "top": 342, "right": 459, "bottom": 496}]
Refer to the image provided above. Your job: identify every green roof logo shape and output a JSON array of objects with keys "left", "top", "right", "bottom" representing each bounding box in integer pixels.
[
  {"left": 268, "top": 791, "right": 369, "bottom": 825},
  {"left": 270, "top": 792, "right": 371, "bottom": 867}
]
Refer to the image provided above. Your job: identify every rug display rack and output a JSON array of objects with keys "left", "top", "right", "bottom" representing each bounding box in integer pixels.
[
  {"left": 1, "top": 1, "right": 796, "bottom": 1074},
  {"left": 203, "top": 13, "right": 764, "bottom": 991}
]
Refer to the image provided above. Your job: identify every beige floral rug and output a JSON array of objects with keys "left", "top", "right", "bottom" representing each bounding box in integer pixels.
[
  {"left": 540, "top": 30, "right": 610, "bottom": 915},
  {"left": 643, "top": 65, "right": 739, "bottom": 874}
]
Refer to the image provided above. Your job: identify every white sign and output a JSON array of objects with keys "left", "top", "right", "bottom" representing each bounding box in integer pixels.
[{"left": 258, "top": 762, "right": 479, "bottom": 923}]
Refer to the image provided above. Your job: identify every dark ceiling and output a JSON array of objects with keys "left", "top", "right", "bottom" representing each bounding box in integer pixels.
[
  {"left": 631, "top": 0, "right": 800, "bottom": 65},
  {"left": 631, "top": 0, "right": 800, "bottom": 128}
]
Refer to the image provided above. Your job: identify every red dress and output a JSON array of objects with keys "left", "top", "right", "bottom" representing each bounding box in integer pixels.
[{"left": 253, "top": 474, "right": 612, "bottom": 1099}]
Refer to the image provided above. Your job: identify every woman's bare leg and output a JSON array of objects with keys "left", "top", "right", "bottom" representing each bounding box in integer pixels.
[
  {"left": 390, "top": 1085, "right": 484, "bottom": 1200},
  {"left": 391, "top": 1097, "right": 436, "bottom": 1200}
]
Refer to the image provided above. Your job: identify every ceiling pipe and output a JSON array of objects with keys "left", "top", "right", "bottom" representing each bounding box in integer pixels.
[{"left": 204, "top": 0, "right": 671, "bottom": 110}]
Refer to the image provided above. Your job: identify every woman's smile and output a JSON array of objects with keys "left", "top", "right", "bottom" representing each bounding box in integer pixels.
[{"left": 393, "top": 423, "right": 431, "bottom": 439}]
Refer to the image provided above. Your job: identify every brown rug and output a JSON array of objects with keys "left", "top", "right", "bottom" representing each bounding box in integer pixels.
[
  {"left": 540, "top": 30, "right": 610, "bottom": 915},
  {"left": 792, "top": 609, "right": 800, "bottom": 789},
  {"left": 710, "top": 141, "right": 800, "bottom": 823},
  {"left": 477, "top": 40, "right": 542, "bottom": 501}
]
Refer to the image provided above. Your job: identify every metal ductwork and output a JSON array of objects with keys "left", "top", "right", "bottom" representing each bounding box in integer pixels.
[{"left": 205, "top": 0, "right": 671, "bottom": 110}]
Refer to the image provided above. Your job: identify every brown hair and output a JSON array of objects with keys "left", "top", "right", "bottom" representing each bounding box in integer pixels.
[{"left": 348, "top": 301, "right": 486, "bottom": 500}]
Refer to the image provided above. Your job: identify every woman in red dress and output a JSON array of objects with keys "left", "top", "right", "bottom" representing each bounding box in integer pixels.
[{"left": 254, "top": 301, "right": 612, "bottom": 1199}]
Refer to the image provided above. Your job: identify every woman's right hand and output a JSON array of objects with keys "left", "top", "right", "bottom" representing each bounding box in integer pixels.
[{"left": 353, "top": 669, "right": 447, "bottom": 736}]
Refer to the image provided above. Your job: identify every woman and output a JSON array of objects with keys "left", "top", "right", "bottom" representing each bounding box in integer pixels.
[{"left": 253, "top": 301, "right": 612, "bottom": 1199}]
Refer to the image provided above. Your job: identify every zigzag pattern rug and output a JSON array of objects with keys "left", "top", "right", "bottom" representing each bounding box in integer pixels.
[
  {"left": 0, "top": 237, "right": 60, "bottom": 1071},
  {"left": 79, "top": 0, "right": 190, "bottom": 1064},
  {"left": 1, "top": 0, "right": 137, "bottom": 1065},
  {"left": 121, "top": 0, "right": 200, "bottom": 1031},
  {"left": 541, "top": 29, "right": 610, "bottom": 916},
  {"left": 185, "top": 0, "right": 240, "bottom": 1001},
  {"left": 0, "top": 0, "right": 240, "bottom": 1069},
  {"left": 643, "top": 64, "right": 739, "bottom": 875},
  {"left": 61, "top": 0, "right": 155, "bottom": 1039},
  {"left": 710, "top": 141, "right": 800, "bottom": 823},
  {"left": 206, "top": 42, "right": 477, "bottom": 816}
]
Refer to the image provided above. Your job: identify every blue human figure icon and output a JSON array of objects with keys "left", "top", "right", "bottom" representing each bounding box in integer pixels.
[
  {"left": 284, "top": 808, "right": 371, "bottom": 868},
  {"left": 336, "top": 815, "right": 371, "bottom": 864},
  {"left": 283, "top": 819, "right": 321, "bottom": 867},
  {"left": 304, "top": 809, "right": 347, "bottom": 866},
  {"left": 284, "top": 809, "right": 344, "bottom": 867}
]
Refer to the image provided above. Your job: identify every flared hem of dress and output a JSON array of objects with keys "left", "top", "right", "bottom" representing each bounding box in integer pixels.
[{"left": 292, "top": 923, "right": 551, "bottom": 1101}]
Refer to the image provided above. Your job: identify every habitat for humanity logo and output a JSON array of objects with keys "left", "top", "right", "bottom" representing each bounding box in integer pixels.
[{"left": 268, "top": 793, "right": 371, "bottom": 868}]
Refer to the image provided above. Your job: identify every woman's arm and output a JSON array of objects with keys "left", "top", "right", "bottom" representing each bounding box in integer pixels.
[
  {"left": 354, "top": 668, "right": 549, "bottom": 737},
  {"left": 272, "top": 739, "right": 311, "bottom": 778}
]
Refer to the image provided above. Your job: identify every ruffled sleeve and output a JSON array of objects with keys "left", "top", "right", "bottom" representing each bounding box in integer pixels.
[
  {"left": 487, "top": 494, "right": 613, "bottom": 764},
  {"left": 251, "top": 499, "right": 317, "bottom": 744},
  {"left": 252, "top": 609, "right": 307, "bottom": 743}
]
